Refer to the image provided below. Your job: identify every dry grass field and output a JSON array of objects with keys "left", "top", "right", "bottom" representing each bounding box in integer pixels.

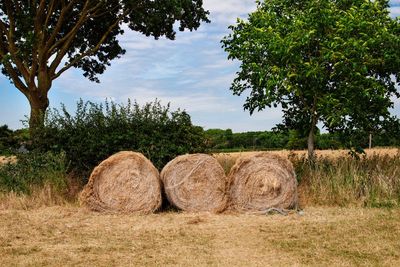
[
  {"left": 0, "top": 206, "right": 399, "bottom": 266},
  {"left": 0, "top": 156, "right": 16, "bottom": 165},
  {"left": 214, "top": 148, "right": 399, "bottom": 166},
  {"left": 1, "top": 148, "right": 399, "bottom": 266},
  {"left": 1, "top": 148, "right": 398, "bottom": 167}
]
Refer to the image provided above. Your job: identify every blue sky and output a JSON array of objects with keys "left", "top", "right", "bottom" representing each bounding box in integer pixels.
[{"left": 0, "top": 0, "right": 399, "bottom": 132}]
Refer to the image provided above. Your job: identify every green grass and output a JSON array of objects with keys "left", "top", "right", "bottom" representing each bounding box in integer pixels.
[{"left": 0, "top": 151, "right": 68, "bottom": 195}]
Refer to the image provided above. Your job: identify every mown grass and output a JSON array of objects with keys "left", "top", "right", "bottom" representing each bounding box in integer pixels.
[
  {"left": 1, "top": 149, "right": 399, "bottom": 266},
  {"left": 0, "top": 207, "right": 399, "bottom": 266}
]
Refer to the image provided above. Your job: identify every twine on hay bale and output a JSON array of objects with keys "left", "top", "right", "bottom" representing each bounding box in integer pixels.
[
  {"left": 228, "top": 152, "right": 298, "bottom": 212},
  {"left": 79, "top": 151, "right": 162, "bottom": 213},
  {"left": 160, "top": 154, "right": 229, "bottom": 213}
]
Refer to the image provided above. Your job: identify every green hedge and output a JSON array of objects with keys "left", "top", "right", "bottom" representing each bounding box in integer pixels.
[{"left": 33, "top": 99, "right": 206, "bottom": 178}]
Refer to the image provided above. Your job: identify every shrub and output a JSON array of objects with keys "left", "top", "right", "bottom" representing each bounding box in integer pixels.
[
  {"left": 316, "top": 133, "right": 342, "bottom": 150},
  {"left": 0, "top": 125, "right": 15, "bottom": 154},
  {"left": 33, "top": 99, "right": 206, "bottom": 179},
  {"left": 286, "top": 130, "right": 307, "bottom": 150},
  {"left": 0, "top": 151, "right": 68, "bottom": 194}
]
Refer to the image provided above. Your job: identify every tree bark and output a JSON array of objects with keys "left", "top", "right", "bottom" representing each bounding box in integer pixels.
[
  {"left": 307, "top": 124, "right": 315, "bottom": 160},
  {"left": 307, "top": 102, "right": 318, "bottom": 161},
  {"left": 369, "top": 133, "right": 372, "bottom": 149},
  {"left": 28, "top": 91, "right": 49, "bottom": 137}
]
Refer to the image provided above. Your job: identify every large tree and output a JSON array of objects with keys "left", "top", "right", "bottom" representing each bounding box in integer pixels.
[
  {"left": 0, "top": 0, "right": 209, "bottom": 132},
  {"left": 222, "top": 0, "right": 400, "bottom": 158}
]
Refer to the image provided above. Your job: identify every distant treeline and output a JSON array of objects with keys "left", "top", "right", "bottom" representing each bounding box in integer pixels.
[
  {"left": 1, "top": 123, "right": 399, "bottom": 156},
  {"left": 204, "top": 128, "right": 400, "bottom": 152},
  {"left": 0, "top": 125, "right": 29, "bottom": 155}
]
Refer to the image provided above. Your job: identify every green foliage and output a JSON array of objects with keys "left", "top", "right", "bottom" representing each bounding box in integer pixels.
[
  {"left": 33, "top": 99, "right": 206, "bottom": 177},
  {"left": 0, "top": 126, "right": 32, "bottom": 155},
  {"left": 316, "top": 133, "right": 342, "bottom": 150},
  {"left": 0, "top": 1, "right": 209, "bottom": 83},
  {"left": 12, "top": 128, "right": 30, "bottom": 145},
  {"left": 0, "top": 125, "right": 12, "bottom": 137},
  {"left": 205, "top": 129, "right": 289, "bottom": 151},
  {"left": 205, "top": 127, "right": 399, "bottom": 152},
  {"left": 0, "top": 125, "right": 14, "bottom": 154},
  {"left": 205, "top": 129, "right": 234, "bottom": 149},
  {"left": 337, "top": 117, "right": 400, "bottom": 150},
  {"left": 0, "top": 151, "right": 68, "bottom": 194},
  {"left": 286, "top": 130, "right": 307, "bottom": 150},
  {"left": 222, "top": 0, "right": 400, "bottom": 156},
  {"left": 0, "top": 1, "right": 209, "bottom": 132}
]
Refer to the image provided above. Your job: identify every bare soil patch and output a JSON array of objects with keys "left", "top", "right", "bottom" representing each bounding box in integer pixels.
[{"left": 1, "top": 206, "right": 399, "bottom": 266}]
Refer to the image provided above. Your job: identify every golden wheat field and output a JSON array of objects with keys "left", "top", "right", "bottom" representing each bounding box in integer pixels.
[
  {"left": 1, "top": 148, "right": 398, "bottom": 167},
  {"left": 214, "top": 147, "right": 399, "bottom": 163}
]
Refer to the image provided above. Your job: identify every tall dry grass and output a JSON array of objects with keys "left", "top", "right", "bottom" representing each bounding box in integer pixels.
[
  {"left": 213, "top": 148, "right": 400, "bottom": 165},
  {"left": 0, "top": 152, "right": 81, "bottom": 210},
  {"left": 0, "top": 174, "right": 81, "bottom": 210},
  {"left": 0, "top": 156, "right": 16, "bottom": 165},
  {"left": 296, "top": 154, "right": 400, "bottom": 207},
  {"left": 0, "top": 184, "right": 71, "bottom": 210},
  {"left": 1, "top": 149, "right": 399, "bottom": 209},
  {"left": 215, "top": 149, "right": 400, "bottom": 208}
]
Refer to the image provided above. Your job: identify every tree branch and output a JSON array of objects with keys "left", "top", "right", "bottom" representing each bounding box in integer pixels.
[
  {"left": 48, "top": 1, "right": 106, "bottom": 56},
  {"left": 48, "top": 0, "right": 96, "bottom": 73},
  {"left": 52, "top": 12, "right": 125, "bottom": 80},
  {"left": 4, "top": 63, "right": 29, "bottom": 96},
  {"left": 30, "top": 0, "right": 49, "bottom": 87},
  {"left": 3, "top": 0, "right": 31, "bottom": 84},
  {"left": 41, "top": 0, "right": 77, "bottom": 64},
  {"left": 44, "top": 0, "right": 57, "bottom": 28}
]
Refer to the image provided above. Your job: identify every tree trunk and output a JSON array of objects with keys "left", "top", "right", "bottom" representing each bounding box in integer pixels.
[
  {"left": 369, "top": 133, "right": 372, "bottom": 149},
  {"left": 28, "top": 92, "right": 49, "bottom": 138},
  {"left": 307, "top": 104, "right": 318, "bottom": 161},
  {"left": 307, "top": 126, "right": 315, "bottom": 160}
]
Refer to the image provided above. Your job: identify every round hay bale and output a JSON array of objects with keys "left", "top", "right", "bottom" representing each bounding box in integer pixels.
[
  {"left": 228, "top": 153, "right": 298, "bottom": 212},
  {"left": 80, "top": 151, "right": 162, "bottom": 213},
  {"left": 160, "top": 154, "right": 228, "bottom": 213}
]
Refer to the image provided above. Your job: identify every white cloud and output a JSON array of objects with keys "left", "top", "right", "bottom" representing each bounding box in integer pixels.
[
  {"left": 391, "top": 6, "right": 400, "bottom": 17},
  {"left": 203, "top": 0, "right": 256, "bottom": 25},
  {"left": 3, "top": 1, "right": 399, "bottom": 132},
  {"left": 75, "top": 84, "right": 239, "bottom": 115}
]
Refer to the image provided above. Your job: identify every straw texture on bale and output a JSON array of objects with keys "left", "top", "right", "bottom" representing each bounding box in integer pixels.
[
  {"left": 161, "top": 154, "right": 228, "bottom": 213},
  {"left": 228, "top": 153, "right": 298, "bottom": 212},
  {"left": 80, "top": 151, "right": 162, "bottom": 213}
]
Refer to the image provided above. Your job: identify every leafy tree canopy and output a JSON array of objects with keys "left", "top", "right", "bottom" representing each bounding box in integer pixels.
[
  {"left": 222, "top": 0, "right": 400, "bottom": 158},
  {"left": 0, "top": 0, "right": 209, "bottom": 130}
]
